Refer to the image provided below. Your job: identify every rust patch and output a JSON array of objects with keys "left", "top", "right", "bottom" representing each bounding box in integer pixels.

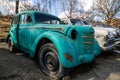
[{"left": 64, "top": 53, "right": 73, "bottom": 62}]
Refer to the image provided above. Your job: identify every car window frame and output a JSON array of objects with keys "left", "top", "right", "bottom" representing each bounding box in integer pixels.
[
  {"left": 12, "top": 15, "right": 19, "bottom": 25},
  {"left": 10, "top": 15, "right": 19, "bottom": 28},
  {"left": 20, "top": 13, "right": 33, "bottom": 25}
]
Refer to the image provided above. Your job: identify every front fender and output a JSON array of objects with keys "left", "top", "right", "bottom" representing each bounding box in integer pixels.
[{"left": 31, "top": 31, "right": 78, "bottom": 68}]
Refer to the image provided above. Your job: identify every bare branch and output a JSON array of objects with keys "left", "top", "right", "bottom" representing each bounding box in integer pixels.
[{"left": 94, "top": 0, "right": 120, "bottom": 25}]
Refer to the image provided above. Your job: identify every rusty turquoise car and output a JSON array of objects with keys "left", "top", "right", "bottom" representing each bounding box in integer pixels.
[{"left": 7, "top": 11, "right": 101, "bottom": 79}]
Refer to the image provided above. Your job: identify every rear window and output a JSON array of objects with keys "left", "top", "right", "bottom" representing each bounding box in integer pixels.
[{"left": 13, "top": 16, "right": 19, "bottom": 24}]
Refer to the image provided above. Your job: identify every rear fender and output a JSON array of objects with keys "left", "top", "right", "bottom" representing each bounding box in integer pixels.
[
  {"left": 6, "top": 33, "right": 10, "bottom": 43},
  {"left": 6, "top": 32, "right": 14, "bottom": 43}
]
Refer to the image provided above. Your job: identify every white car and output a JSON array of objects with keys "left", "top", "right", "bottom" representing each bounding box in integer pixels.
[
  {"left": 93, "top": 24, "right": 120, "bottom": 52},
  {"left": 61, "top": 18, "right": 120, "bottom": 53}
]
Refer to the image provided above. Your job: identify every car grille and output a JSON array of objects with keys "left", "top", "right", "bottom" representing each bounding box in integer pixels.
[{"left": 82, "top": 33, "right": 94, "bottom": 53}]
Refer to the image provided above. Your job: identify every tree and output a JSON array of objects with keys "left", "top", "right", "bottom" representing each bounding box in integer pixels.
[
  {"left": 84, "top": 11, "right": 93, "bottom": 21},
  {"left": 0, "top": 0, "right": 14, "bottom": 15},
  {"left": 94, "top": 0, "right": 120, "bottom": 25},
  {"left": 62, "top": 0, "right": 77, "bottom": 18},
  {"left": 61, "top": 0, "right": 85, "bottom": 19},
  {"left": 15, "top": 0, "right": 19, "bottom": 14},
  {"left": 20, "top": 3, "right": 38, "bottom": 11},
  {"left": 110, "top": 18, "right": 120, "bottom": 28}
]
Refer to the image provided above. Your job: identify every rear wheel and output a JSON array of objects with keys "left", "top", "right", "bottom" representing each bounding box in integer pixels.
[
  {"left": 38, "top": 43, "right": 69, "bottom": 79},
  {"left": 8, "top": 37, "right": 16, "bottom": 53}
]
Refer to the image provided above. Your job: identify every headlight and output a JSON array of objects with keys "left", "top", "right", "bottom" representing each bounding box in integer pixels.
[
  {"left": 95, "top": 34, "right": 101, "bottom": 38},
  {"left": 102, "top": 35, "right": 107, "bottom": 41},
  {"left": 95, "top": 34, "right": 107, "bottom": 40},
  {"left": 71, "top": 29, "right": 77, "bottom": 39}
]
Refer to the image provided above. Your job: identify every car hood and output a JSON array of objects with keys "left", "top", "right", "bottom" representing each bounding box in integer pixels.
[
  {"left": 34, "top": 24, "right": 72, "bottom": 34},
  {"left": 34, "top": 24, "right": 93, "bottom": 35},
  {"left": 93, "top": 27, "right": 117, "bottom": 38},
  {"left": 93, "top": 27, "right": 108, "bottom": 35},
  {"left": 93, "top": 27, "right": 116, "bottom": 32}
]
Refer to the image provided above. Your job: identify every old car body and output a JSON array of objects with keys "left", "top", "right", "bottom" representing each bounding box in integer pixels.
[
  {"left": 7, "top": 11, "right": 101, "bottom": 79},
  {"left": 61, "top": 18, "right": 120, "bottom": 53},
  {"left": 93, "top": 24, "right": 120, "bottom": 52}
]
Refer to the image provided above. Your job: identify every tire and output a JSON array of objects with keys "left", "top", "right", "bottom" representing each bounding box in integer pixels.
[
  {"left": 8, "top": 37, "right": 16, "bottom": 53},
  {"left": 38, "top": 43, "right": 69, "bottom": 79}
]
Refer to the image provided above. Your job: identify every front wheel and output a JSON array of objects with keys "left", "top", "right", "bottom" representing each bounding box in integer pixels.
[{"left": 38, "top": 43, "right": 69, "bottom": 79}]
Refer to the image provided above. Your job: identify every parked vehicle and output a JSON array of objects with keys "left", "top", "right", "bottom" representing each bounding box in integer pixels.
[
  {"left": 7, "top": 11, "right": 101, "bottom": 79},
  {"left": 61, "top": 18, "right": 120, "bottom": 53}
]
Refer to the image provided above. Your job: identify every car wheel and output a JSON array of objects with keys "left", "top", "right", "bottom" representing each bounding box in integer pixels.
[
  {"left": 8, "top": 37, "right": 16, "bottom": 53},
  {"left": 38, "top": 43, "right": 69, "bottom": 79}
]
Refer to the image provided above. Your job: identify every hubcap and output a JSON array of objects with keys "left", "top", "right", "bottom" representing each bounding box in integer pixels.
[{"left": 45, "top": 52, "right": 59, "bottom": 71}]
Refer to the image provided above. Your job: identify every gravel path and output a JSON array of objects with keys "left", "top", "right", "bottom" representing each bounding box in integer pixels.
[{"left": 0, "top": 42, "right": 120, "bottom": 80}]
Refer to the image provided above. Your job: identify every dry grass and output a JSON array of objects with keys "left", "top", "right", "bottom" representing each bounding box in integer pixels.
[
  {"left": 0, "top": 19, "right": 11, "bottom": 27},
  {"left": 0, "top": 18, "right": 11, "bottom": 39},
  {"left": 0, "top": 32, "right": 8, "bottom": 38}
]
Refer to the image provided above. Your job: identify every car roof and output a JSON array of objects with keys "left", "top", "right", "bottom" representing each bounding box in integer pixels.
[{"left": 15, "top": 11, "right": 60, "bottom": 20}]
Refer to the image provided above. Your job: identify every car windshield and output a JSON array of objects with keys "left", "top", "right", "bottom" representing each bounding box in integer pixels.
[
  {"left": 82, "top": 21, "right": 91, "bottom": 25},
  {"left": 35, "top": 13, "right": 61, "bottom": 24},
  {"left": 70, "top": 19, "right": 84, "bottom": 25}
]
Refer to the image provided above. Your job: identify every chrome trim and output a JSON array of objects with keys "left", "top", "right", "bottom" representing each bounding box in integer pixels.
[
  {"left": 18, "top": 26, "right": 64, "bottom": 31},
  {"left": 82, "top": 36, "right": 94, "bottom": 38},
  {"left": 83, "top": 42, "right": 94, "bottom": 44}
]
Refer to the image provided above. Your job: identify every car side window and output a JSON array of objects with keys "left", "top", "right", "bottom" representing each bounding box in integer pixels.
[
  {"left": 13, "top": 16, "right": 19, "bottom": 24},
  {"left": 20, "top": 14, "right": 32, "bottom": 24}
]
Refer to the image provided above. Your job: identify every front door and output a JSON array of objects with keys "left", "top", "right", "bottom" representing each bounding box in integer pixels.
[{"left": 18, "top": 13, "right": 33, "bottom": 51}]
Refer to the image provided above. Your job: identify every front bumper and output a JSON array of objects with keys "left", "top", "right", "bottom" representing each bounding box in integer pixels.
[{"left": 102, "top": 38, "right": 120, "bottom": 51}]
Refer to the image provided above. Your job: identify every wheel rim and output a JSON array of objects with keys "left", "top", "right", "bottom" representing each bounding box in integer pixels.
[{"left": 45, "top": 52, "right": 59, "bottom": 72}]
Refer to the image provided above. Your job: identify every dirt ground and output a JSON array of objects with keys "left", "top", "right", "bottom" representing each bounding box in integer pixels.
[{"left": 0, "top": 42, "right": 120, "bottom": 80}]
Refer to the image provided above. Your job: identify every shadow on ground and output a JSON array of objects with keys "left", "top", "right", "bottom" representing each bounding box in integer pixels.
[
  {"left": 0, "top": 43, "right": 120, "bottom": 80},
  {"left": 70, "top": 52, "right": 120, "bottom": 80},
  {"left": 0, "top": 48, "right": 50, "bottom": 80}
]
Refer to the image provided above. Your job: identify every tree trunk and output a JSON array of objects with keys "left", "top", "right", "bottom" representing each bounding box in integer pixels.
[
  {"left": 15, "top": 0, "right": 19, "bottom": 14},
  {"left": 69, "top": 0, "right": 73, "bottom": 18}
]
